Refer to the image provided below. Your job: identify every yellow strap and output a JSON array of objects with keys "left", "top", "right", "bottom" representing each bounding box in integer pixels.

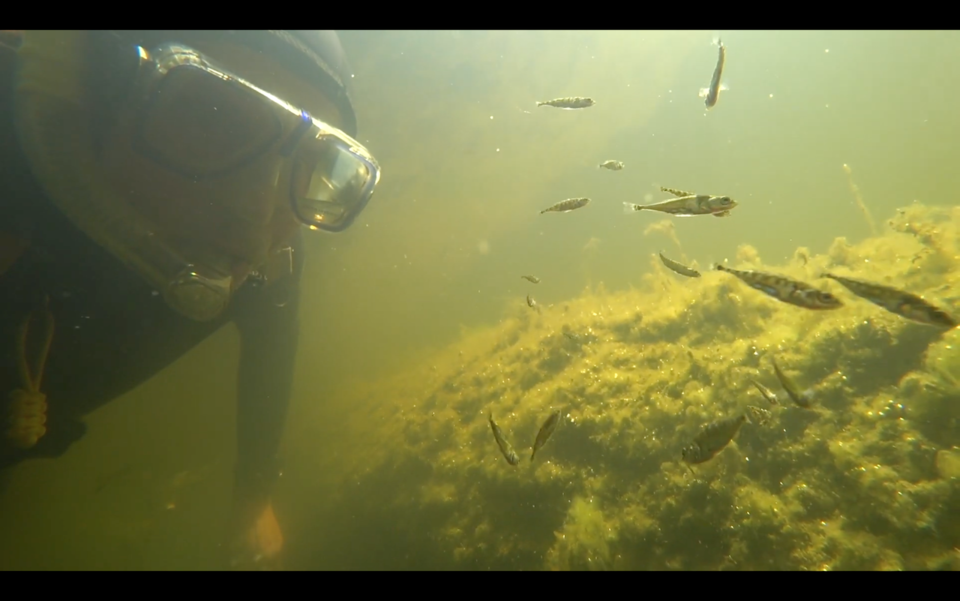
[{"left": 16, "top": 296, "right": 54, "bottom": 394}]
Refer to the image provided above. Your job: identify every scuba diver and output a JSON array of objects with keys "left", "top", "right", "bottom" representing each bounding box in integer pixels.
[{"left": 0, "top": 30, "right": 380, "bottom": 569}]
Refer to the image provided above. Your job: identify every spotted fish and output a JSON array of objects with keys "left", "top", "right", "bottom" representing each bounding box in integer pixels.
[
  {"left": 744, "top": 405, "right": 774, "bottom": 426},
  {"left": 822, "top": 273, "right": 957, "bottom": 328},
  {"left": 716, "top": 264, "right": 843, "bottom": 310},
  {"left": 659, "top": 252, "right": 701, "bottom": 278},
  {"left": 489, "top": 413, "right": 520, "bottom": 466},
  {"left": 681, "top": 413, "right": 746, "bottom": 464},
  {"left": 540, "top": 197, "right": 591, "bottom": 214},
  {"left": 531, "top": 409, "right": 562, "bottom": 462},
  {"left": 623, "top": 187, "right": 737, "bottom": 217},
  {"left": 536, "top": 97, "right": 596, "bottom": 109}
]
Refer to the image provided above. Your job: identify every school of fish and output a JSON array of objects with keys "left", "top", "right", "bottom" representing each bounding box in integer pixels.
[{"left": 491, "top": 34, "right": 957, "bottom": 475}]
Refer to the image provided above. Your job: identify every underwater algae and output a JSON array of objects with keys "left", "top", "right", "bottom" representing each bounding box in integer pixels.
[{"left": 309, "top": 202, "right": 960, "bottom": 571}]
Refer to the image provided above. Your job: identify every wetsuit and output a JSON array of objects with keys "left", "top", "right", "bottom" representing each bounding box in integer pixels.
[{"left": 0, "top": 37, "right": 303, "bottom": 516}]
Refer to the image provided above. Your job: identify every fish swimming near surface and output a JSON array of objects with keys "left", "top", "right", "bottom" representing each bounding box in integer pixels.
[
  {"left": 681, "top": 413, "right": 746, "bottom": 464},
  {"left": 699, "top": 38, "right": 727, "bottom": 109},
  {"left": 623, "top": 187, "right": 737, "bottom": 218},
  {"left": 716, "top": 264, "right": 843, "bottom": 310},
  {"left": 540, "top": 197, "right": 591, "bottom": 214},
  {"left": 770, "top": 356, "right": 814, "bottom": 408},
  {"left": 659, "top": 252, "right": 701, "bottom": 278},
  {"left": 531, "top": 409, "right": 562, "bottom": 461},
  {"left": 521, "top": 275, "right": 541, "bottom": 284},
  {"left": 599, "top": 160, "right": 624, "bottom": 171},
  {"left": 489, "top": 413, "right": 520, "bottom": 466},
  {"left": 821, "top": 273, "right": 957, "bottom": 328},
  {"left": 536, "top": 97, "right": 596, "bottom": 109}
]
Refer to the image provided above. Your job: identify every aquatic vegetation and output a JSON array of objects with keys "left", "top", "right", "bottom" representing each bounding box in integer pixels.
[{"left": 303, "top": 202, "right": 960, "bottom": 570}]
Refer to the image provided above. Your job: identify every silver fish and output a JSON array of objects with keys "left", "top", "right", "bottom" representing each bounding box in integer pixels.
[
  {"left": 698, "top": 38, "right": 726, "bottom": 109},
  {"left": 599, "top": 160, "right": 624, "bottom": 171},
  {"left": 623, "top": 187, "right": 736, "bottom": 217},
  {"left": 531, "top": 409, "right": 562, "bottom": 461},
  {"left": 536, "top": 97, "right": 596, "bottom": 109},
  {"left": 748, "top": 378, "right": 779, "bottom": 406},
  {"left": 659, "top": 252, "right": 701, "bottom": 278},
  {"left": 771, "top": 357, "right": 814, "bottom": 408},
  {"left": 716, "top": 264, "right": 843, "bottom": 310},
  {"left": 526, "top": 294, "right": 542, "bottom": 314},
  {"left": 489, "top": 413, "right": 520, "bottom": 466},
  {"left": 681, "top": 413, "right": 746, "bottom": 464},
  {"left": 521, "top": 275, "right": 541, "bottom": 284},
  {"left": 822, "top": 273, "right": 957, "bottom": 328},
  {"left": 541, "top": 197, "right": 591, "bottom": 214}
]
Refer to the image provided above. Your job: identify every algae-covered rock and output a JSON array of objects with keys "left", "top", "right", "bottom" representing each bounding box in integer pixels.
[{"left": 295, "top": 202, "right": 960, "bottom": 571}]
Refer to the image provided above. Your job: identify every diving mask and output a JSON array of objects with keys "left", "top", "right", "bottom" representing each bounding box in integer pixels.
[
  {"left": 13, "top": 32, "right": 380, "bottom": 322},
  {"left": 120, "top": 41, "right": 381, "bottom": 233}
]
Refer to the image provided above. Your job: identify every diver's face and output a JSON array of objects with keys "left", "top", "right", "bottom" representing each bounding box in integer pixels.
[{"left": 103, "top": 39, "right": 347, "bottom": 289}]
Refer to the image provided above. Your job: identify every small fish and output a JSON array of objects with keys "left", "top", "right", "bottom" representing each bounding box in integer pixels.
[
  {"left": 521, "top": 275, "right": 541, "bottom": 284},
  {"left": 489, "top": 413, "right": 520, "bottom": 466},
  {"left": 821, "top": 273, "right": 957, "bottom": 328},
  {"left": 681, "top": 413, "right": 746, "bottom": 464},
  {"left": 770, "top": 357, "right": 814, "bottom": 408},
  {"left": 698, "top": 38, "right": 727, "bottom": 109},
  {"left": 623, "top": 190, "right": 736, "bottom": 218},
  {"left": 560, "top": 325, "right": 581, "bottom": 342},
  {"left": 526, "top": 294, "right": 542, "bottom": 314},
  {"left": 531, "top": 409, "right": 562, "bottom": 461},
  {"left": 540, "top": 197, "right": 591, "bottom": 214},
  {"left": 536, "top": 97, "right": 596, "bottom": 110},
  {"left": 659, "top": 252, "right": 701, "bottom": 278},
  {"left": 716, "top": 264, "right": 843, "bottom": 310},
  {"left": 599, "top": 160, "right": 624, "bottom": 171},
  {"left": 744, "top": 405, "right": 774, "bottom": 426},
  {"left": 748, "top": 378, "right": 779, "bottom": 405}
]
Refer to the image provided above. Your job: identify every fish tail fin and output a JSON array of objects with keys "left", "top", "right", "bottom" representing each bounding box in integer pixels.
[
  {"left": 536, "top": 101, "right": 546, "bottom": 107},
  {"left": 623, "top": 201, "right": 643, "bottom": 214}
]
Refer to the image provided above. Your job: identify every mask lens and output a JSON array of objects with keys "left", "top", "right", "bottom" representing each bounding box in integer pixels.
[
  {"left": 290, "top": 138, "right": 378, "bottom": 230},
  {"left": 136, "top": 66, "right": 282, "bottom": 177}
]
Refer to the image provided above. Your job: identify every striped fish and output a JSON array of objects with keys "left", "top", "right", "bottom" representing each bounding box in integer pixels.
[
  {"left": 822, "top": 273, "right": 957, "bottom": 328},
  {"left": 716, "top": 265, "right": 842, "bottom": 310}
]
